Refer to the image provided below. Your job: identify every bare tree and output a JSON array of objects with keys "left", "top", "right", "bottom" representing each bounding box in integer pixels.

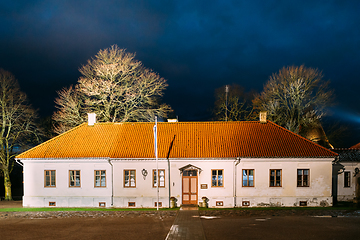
[
  {"left": 0, "top": 69, "right": 40, "bottom": 200},
  {"left": 213, "top": 84, "right": 256, "bottom": 121},
  {"left": 253, "top": 65, "right": 332, "bottom": 134},
  {"left": 52, "top": 85, "right": 86, "bottom": 134},
  {"left": 53, "top": 45, "right": 172, "bottom": 134}
]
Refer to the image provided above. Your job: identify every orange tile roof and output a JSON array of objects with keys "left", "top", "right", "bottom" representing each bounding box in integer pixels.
[
  {"left": 16, "top": 121, "right": 337, "bottom": 159},
  {"left": 350, "top": 142, "right": 360, "bottom": 149}
]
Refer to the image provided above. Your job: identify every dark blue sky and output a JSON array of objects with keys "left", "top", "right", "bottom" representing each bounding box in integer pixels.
[{"left": 1, "top": 0, "right": 360, "bottom": 145}]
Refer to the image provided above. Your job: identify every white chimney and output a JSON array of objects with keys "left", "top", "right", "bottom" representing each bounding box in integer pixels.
[
  {"left": 259, "top": 111, "right": 267, "bottom": 123},
  {"left": 167, "top": 119, "right": 178, "bottom": 123},
  {"left": 87, "top": 113, "right": 96, "bottom": 126}
]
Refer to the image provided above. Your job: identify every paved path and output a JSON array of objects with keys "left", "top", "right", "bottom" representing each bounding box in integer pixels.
[{"left": 165, "top": 206, "right": 206, "bottom": 240}]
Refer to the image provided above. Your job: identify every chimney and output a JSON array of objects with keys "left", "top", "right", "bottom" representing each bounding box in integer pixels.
[
  {"left": 167, "top": 119, "right": 178, "bottom": 123},
  {"left": 259, "top": 111, "right": 267, "bottom": 123},
  {"left": 87, "top": 113, "right": 96, "bottom": 126}
]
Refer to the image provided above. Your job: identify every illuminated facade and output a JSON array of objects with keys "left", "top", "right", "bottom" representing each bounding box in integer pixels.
[
  {"left": 17, "top": 117, "right": 337, "bottom": 208},
  {"left": 332, "top": 148, "right": 360, "bottom": 203}
]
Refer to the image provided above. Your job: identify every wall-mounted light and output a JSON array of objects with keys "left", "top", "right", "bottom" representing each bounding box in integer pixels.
[
  {"left": 142, "top": 169, "right": 148, "bottom": 180},
  {"left": 354, "top": 167, "right": 359, "bottom": 177},
  {"left": 338, "top": 167, "right": 345, "bottom": 174}
]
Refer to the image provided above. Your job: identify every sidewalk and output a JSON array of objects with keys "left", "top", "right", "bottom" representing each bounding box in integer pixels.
[{"left": 165, "top": 206, "right": 206, "bottom": 240}]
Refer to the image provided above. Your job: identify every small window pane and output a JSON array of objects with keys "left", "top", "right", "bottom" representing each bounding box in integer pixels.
[
  {"left": 153, "top": 169, "right": 165, "bottom": 187},
  {"left": 270, "top": 169, "right": 281, "bottom": 187},
  {"left": 45, "top": 170, "right": 56, "bottom": 187},
  {"left": 212, "top": 169, "right": 224, "bottom": 187},
  {"left": 243, "top": 170, "right": 248, "bottom": 187},
  {"left": 243, "top": 169, "right": 254, "bottom": 187},
  {"left": 69, "top": 170, "right": 80, "bottom": 187},
  {"left": 124, "top": 170, "right": 136, "bottom": 187},
  {"left": 344, "top": 172, "right": 351, "bottom": 187},
  {"left": 297, "top": 169, "right": 310, "bottom": 187}
]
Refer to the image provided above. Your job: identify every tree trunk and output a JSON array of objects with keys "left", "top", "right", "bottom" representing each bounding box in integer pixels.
[{"left": 3, "top": 169, "right": 12, "bottom": 201}]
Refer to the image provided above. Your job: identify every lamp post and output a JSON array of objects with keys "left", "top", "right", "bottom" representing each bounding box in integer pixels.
[
  {"left": 154, "top": 116, "right": 159, "bottom": 210},
  {"left": 225, "top": 85, "right": 229, "bottom": 121}
]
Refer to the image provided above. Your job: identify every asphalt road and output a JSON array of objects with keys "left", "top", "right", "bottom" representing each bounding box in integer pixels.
[
  {"left": 201, "top": 215, "right": 360, "bottom": 240},
  {"left": 0, "top": 216, "right": 174, "bottom": 240},
  {"left": 1, "top": 214, "right": 360, "bottom": 240},
  {"left": 1, "top": 201, "right": 360, "bottom": 239}
]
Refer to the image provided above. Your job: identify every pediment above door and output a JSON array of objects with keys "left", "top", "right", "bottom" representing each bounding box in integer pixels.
[{"left": 179, "top": 164, "right": 202, "bottom": 174}]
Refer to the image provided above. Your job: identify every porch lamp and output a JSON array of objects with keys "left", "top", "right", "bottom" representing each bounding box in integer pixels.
[
  {"left": 142, "top": 169, "right": 148, "bottom": 180},
  {"left": 354, "top": 168, "right": 359, "bottom": 177}
]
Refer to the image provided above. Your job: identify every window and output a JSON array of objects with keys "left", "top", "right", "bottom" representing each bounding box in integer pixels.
[
  {"left": 344, "top": 171, "right": 351, "bottom": 188},
  {"left": 242, "top": 169, "right": 254, "bottom": 187},
  {"left": 153, "top": 169, "right": 165, "bottom": 187},
  {"left": 270, "top": 169, "right": 282, "bottom": 187},
  {"left": 69, "top": 170, "right": 81, "bottom": 187},
  {"left": 94, "top": 170, "right": 106, "bottom": 187},
  {"left": 216, "top": 201, "right": 223, "bottom": 206},
  {"left": 124, "top": 170, "right": 136, "bottom": 187},
  {"left": 212, "top": 169, "right": 223, "bottom": 187},
  {"left": 183, "top": 170, "right": 197, "bottom": 176},
  {"left": 44, "top": 170, "right": 56, "bottom": 187},
  {"left": 297, "top": 169, "right": 309, "bottom": 187}
]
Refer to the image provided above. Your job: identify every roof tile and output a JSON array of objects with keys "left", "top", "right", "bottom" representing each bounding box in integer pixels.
[{"left": 17, "top": 121, "right": 337, "bottom": 159}]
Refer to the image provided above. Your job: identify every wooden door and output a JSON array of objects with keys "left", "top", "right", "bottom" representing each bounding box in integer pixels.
[{"left": 182, "top": 170, "right": 198, "bottom": 205}]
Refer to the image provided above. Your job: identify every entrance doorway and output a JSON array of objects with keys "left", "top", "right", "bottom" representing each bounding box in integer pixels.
[{"left": 182, "top": 170, "right": 198, "bottom": 205}]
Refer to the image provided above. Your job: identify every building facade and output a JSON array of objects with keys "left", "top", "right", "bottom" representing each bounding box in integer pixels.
[
  {"left": 332, "top": 148, "right": 360, "bottom": 203},
  {"left": 17, "top": 117, "right": 337, "bottom": 208}
]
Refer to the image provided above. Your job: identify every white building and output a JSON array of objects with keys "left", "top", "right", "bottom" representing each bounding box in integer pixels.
[
  {"left": 16, "top": 115, "right": 337, "bottom": 208},
  {"left": 332, "top": 148, "right": 360, "bottom": 203}
]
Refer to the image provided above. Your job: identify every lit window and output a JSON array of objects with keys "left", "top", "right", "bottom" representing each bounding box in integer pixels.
[
  {"left": 270, "top": 169, "right": 281, "bottom": 187},
  {"left": 124, "top": 170, "right": 136, "bottom": 187},
  {"left": 242, "top": 169, "right": 254, "bottom": 187},
  {"left": 69, "top": 170, "right": 81, "bottom": 187},
  {"left": 153, "top": 169, "right": 165, "bottom": 187},
  {"left": 95, "top": 170, "right": 106, "bottom": 187},
  {"left": 297, "top": 169, "right": 309, "bottom": 187},
  {"left": 344, "top": 171, "right": 351, "bottom": 188},
  {"left": 212, "top": 169, "right": 223, "bottom": 187},
  {"left": 44, "top": 170, "right": 56, "bottom": 187}
]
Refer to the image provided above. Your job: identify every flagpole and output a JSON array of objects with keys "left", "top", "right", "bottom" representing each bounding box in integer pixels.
[{"left": 154, "top": 116, "right": 159, "bottom": 211}]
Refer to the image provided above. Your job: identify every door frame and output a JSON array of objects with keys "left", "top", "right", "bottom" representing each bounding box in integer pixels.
[{"left": 182, "top": 170, "right": 198, "bottom": 205}]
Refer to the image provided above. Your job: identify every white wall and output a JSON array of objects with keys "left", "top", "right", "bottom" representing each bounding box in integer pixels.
[
  {"left": 235, "top": 158, "right": 333, "bottom": 207},
  {"left": 112, "top": 159, "right": 235, "bottom": 208},
  {"left": 337, "top": 162, "right": 360, "bottom": 202},
  {"left": 111, "top": 158, "right": 333, "bottom": 208},
  {"left": 22, "top": 159, "right": 112, "bottom": 207},
  {"left": 21, "top": 157, "right": 334, "bottom": 208}
]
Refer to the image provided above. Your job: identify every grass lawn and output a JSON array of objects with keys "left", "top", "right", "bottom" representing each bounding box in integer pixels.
[{"left": 0, "top": 207, "right": 180, "bottom": 212}]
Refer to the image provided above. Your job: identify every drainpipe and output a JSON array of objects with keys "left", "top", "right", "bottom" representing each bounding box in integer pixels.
[
  {"left": 168, "top": 157, "right": 171, "bottom": 208},
  {"left": 234, "top": 158, "right": 241, "bottom": 207},
  {"left": 108, "top": 159, "right": 114, "bottom": 207}
]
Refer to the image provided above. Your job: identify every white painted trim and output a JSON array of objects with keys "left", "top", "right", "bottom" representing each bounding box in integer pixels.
[
  {"left": 18, "top": 157, "right": 335, "bottom": 162},
  {"left": 19, "top": 158, "right": 110, "bottom": 163},
  {"left": 240, "top": 158, "right": 335, "bottom": 162}
]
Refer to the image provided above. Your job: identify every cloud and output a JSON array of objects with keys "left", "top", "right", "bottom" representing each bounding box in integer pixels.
[{"left": 0, "top": 0, "right": 360, "bottom": 124}]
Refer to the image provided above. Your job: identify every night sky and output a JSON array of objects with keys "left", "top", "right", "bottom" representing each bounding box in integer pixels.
[{"left": 1, "top": 1, "right": 360, "bottom": 146}]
